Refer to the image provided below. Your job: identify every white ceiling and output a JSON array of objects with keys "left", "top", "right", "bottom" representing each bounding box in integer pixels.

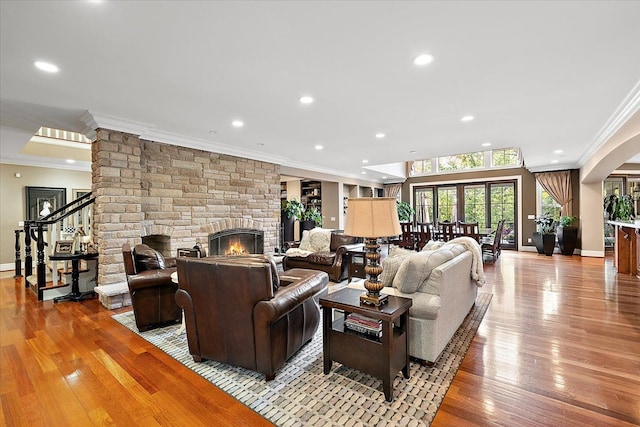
[{"left": 1, "top": 1, "right": 639, "bottom": 181}]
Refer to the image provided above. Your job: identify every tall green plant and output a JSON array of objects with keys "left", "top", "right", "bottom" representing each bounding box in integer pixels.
[
  {"left": 281, "top": 198, "right": 304, "bottom": 220},
  {"left": 396, "top": 201, "right": 415, "bottom": 222}
]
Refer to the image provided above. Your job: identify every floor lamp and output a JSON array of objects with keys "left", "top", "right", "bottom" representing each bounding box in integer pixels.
[{"left": 344, "top": 197, "right": 402, "bottom": 306}]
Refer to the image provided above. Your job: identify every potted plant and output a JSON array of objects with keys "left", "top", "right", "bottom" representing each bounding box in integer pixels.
[
  {"left": 396, "top": 201, "right": 415, "bottom": 222},
  {"left": 557, "top": 215, "right": 578, "bottom": 256},
  {"left": 281, "top": 199, "right": 304, "bottom": 242},
  {"left": 532, "top": 215, "right": 557, "bottom": 256},
  {"left": 301, "top": 206, "right": 322, "bottom": 231},
  {"left": 604, "top": 194, "right": 636, "bottom": 221}
]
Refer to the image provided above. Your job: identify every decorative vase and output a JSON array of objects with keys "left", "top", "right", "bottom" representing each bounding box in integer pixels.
[
  {"left": 300, "top": 220, "right": 316, "bottom": 232},
  {"left": 542, "top": 234, "right": 555, "bottom": 256},
  {"left": 557, "top": 225, "right": 578, "bottom": 256},
  {"left": 281, "top": 211, "right": 295, "bottom": 243},
  {"left": 532, "top": 232, "right": 545, "bottom": 254}
]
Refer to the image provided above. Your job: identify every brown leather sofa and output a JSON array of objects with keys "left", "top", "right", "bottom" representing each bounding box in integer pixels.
[
  {"left": 175, "top": 255, "right": 328, "bottom": 380},
  {"left": 283, "top": 232, "right": 363, "bottom": 282},
  {"left": 122, "top": 243, "right": 182, "bottom": 332}
]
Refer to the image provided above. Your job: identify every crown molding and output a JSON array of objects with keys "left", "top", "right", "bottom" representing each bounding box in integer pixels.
[
  {"left": 578, "top": 80, "right": 640, "bottom": 168},
  {"left": 0, "top": 155, "right": 91, "bottom": 172}
]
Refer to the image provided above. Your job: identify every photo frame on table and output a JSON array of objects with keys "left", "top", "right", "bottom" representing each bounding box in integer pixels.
[
  {"left": 54, "top": 240, "right": 74, "bottom": 256},
  {"left": 25, "top": 187, "right": 66, "bottom": 221}
]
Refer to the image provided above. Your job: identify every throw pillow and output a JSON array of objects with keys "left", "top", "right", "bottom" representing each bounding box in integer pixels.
[
  {"left": 393, "top": 248, "right": 456, "bottom": 294},
  {"left": 298, "top": 230, "right": 312, "bottom": 251},
  {"left": 308, "top": 228, "right": 332, "bottom": 252},
  {"left": 134, "top": 245, "right": 166, "bottom": 271},
  {"left": 380, "top": 252, "right": 412, "bottom": 287}
]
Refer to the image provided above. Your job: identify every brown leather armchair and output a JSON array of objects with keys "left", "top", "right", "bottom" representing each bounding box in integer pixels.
[
  {"left": 175, "top": 255, "right": 328, "bottom": 380},
  {"left": 282, "top": 232, "right": 363, "bottom": 281},
  {"left": 122, "top": 243, "right": 182, "bottom": 332}
]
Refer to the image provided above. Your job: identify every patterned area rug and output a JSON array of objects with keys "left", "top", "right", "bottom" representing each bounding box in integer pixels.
[{"left": 112, "top": 292, "right": 492, "bottom": 426}]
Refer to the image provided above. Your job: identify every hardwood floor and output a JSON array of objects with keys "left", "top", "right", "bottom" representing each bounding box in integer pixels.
[{"left": 1, "top": 252, "right": 639, "bottom": 426}]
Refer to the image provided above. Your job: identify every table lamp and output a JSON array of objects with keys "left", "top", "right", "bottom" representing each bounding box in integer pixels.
[{"left": 344, "top": 197, "right": 402, "bottom": 306}]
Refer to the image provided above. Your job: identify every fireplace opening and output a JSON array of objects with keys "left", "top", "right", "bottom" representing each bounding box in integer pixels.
[
  {"left": 209, "top": 228, "right": 264, "bottom": 256},
  {"left": 142, "top": 234, "right": 172, "bottom": 258}
]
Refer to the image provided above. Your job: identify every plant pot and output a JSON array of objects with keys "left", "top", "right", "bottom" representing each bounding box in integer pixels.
[
  {"left": 281, "top": 211, "right": 295, "bottom": 243},
  {"left": 557, "top": 225, "right": 578, "bottom": 255},
  {"left": 533, "top": 232, "right": 555, "bottom": 256},
  {"left": 532, "top": 232, "right": 545, "bottom": 254},
  {"left": 300, "top": 220, "right": 316, "bottom": 232}
]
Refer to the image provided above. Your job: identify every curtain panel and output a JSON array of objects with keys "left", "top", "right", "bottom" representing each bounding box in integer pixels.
[
  {"left": 384, "top": 184, "right": 402, "bottom": 199},
  {"left": 535, "top": 170, "right": 572, "bottom": 216}
]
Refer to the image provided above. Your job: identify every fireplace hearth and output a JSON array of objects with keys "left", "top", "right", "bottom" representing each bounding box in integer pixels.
[{"left": 209, "top": 228, "right": 264, "bottom": 256}]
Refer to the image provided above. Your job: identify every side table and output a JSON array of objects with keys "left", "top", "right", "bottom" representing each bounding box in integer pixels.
[
  {"left": 50, "top": 252, "right": 99, "bottom": 303},
  {"left": 346, "top": 247, "right": 366, "bottom": 283},
  {"left": 319, "top": 287, "right": 412, "bottom": 401}
]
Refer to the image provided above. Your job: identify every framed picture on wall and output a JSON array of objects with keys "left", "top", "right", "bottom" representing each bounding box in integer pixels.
[
  {"left": 25, "top": 186, "right": 66, "bottom": 221},
  {"left": 72, "top": 188, "right": 91, "bottom": 200}
]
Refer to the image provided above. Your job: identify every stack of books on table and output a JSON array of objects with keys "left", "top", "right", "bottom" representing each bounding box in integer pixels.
[{"left": 344, "top": 313, "right": 382, "bottom": 339}]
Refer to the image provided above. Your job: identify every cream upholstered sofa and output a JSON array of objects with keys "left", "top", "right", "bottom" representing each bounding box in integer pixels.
[{"left": 348, "top": 238, "right": 484, "bottom": 364}]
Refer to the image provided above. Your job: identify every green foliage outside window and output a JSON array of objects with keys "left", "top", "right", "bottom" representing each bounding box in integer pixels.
[
  {"left": 438, "top": 152, "right": 484, "bottom": 171},
  {"left": 464, "top": 185, "right": 486, "bottom": 224},
  {"left": 492, "top": 148, "right": 519, "bottom": 166},
  {"left": 437, "top": 187, "right": 457, "bottom": 222}
]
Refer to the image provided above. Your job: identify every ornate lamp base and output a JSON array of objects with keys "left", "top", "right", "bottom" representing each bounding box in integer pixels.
[
  {"left": 360, "top": 237, "right": 388, "bottom": 306},
  {"left": 360, "top": 291, "right": 388, "bottom": 306}
]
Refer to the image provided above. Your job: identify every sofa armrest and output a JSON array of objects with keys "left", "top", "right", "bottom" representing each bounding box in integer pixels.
[
  {"left": 254, "top": 269, "right": 328, "bottom": 324},
  {"left": 126, "top": 268, "right": 176, "bottom": 291}
]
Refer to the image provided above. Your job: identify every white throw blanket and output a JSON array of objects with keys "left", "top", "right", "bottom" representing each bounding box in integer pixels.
[
  {"left": 446, "top": 237, "right": 486, "bottom": 287},
  {"left": 285, "top": 248, "right": 314, "bottom": 258}
]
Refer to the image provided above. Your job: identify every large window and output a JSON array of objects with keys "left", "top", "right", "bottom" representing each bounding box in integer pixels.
[
  {"left": 409, "top": 147, "right": 522, "bottom": 177},
  {"left": 415, "top": 188, "right": 434, "bottom": 223},
  {"left": 413, "top": 180, "right": 518, "bottom": 249},
  {"left": 537, "top": 182, "right": 561, "bottom": 219},
  {"left": 438, "top": 152, "right": 484, "bottom": 172},
  {"left": 490, "top": 183, "right": 516, "bottom": 246},
  {"left": 464, "top": 185, "right": 486, "bottom": 225},
  {"left": 437, "top": 187, "right": 457, "bottom": 222}
]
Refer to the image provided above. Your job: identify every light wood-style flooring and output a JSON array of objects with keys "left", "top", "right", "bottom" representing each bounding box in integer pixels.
[{"left": 1, "top": 251, "right": 639, "bottom": 426}]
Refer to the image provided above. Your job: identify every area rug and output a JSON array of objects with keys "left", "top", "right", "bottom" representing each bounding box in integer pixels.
[{"left": 112, "top": 292, "right": 492, "bottom": 426}]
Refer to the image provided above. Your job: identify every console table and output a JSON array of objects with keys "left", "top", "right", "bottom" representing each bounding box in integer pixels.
[
  {"left": 50, "top": 252, "right": 99, "bottom": 303},
  {"left": 319, "top": 287, "right": 411, "bottom": 401}
]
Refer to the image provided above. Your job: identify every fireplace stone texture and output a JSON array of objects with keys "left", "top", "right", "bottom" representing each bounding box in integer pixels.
[{"left": 92, "top": 128, "right": 280, "bottom": 287}]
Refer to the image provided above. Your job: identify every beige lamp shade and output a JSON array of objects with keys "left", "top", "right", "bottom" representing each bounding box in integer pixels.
[{"left": 344, "top": 198, "right": 402, "bottom": 238}]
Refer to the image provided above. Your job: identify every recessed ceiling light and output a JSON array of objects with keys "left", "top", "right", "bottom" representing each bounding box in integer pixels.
[
  {"left": 362, "top": 159, "right": 369, "bottom": 164},
  {"left": 315, "top": 145, "right": 323, "bottom": 150},
  {"left": 34, "top": 61, "right": 59, "bottom": 73},
  {"left": 551, "top": 160, "right": 559, "bottom": 164},
  {"left": 375, "top": 133, "right": 386, "bottom": 139},
  {"left": 413, "top": 54, "right": 434, "bottom": 66},
  {"left": 382, "top": 176, "right": 387, "bottom": 179},
  {"left": 257, "top": 143, "right": 264, "bottom": 146},
  {"left": 209, "top": 130, "right": 217, "bottom": 134},
  {"left": 299, "top": 96, "right": 314, "bottom": 104},
  {"left": 460, "top": 115, "right": 474, "bottom": 122},
  {"left": 66, "top": 159, "right": 75, "bottom": 164},
  {"left": 553, "top": 149, "right": 563, "bottom": 154},
  {"left": 481, "top": 142, "right": 492, "bottom": 147},
  {"left": 231, "top": 120, "right": 244, "bottom": 128},
  {"left": 361, "top": 171, "right": 367, "bottom": 175},
  {"left": 410, "top": 150, "right": 417, "bottom": 154}
]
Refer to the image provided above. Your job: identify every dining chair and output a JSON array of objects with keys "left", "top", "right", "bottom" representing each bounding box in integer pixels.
[
  {"left": 415, "top": 222, "right": 432, "bottom": 250},
  {"left": 397, "top": 222, "right": 416, "bottom": 250},
  {"left": 438, "top": 221, "right": 455, "bottom": 242},
  {"left": 482, "top": 219, "right": 505, "bottom": 263},
  {"left": 458, "top": 221, "right": 480, "bottom": 242}
]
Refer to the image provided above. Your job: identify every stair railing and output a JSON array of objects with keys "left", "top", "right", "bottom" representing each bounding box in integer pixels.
[{"left": 21, "top": 192, "right": 95, "bottom": 300}]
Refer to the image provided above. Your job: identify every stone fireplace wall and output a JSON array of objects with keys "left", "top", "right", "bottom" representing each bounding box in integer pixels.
[{"left": 92, "top": 128, "right": 280, "bottom": 286}]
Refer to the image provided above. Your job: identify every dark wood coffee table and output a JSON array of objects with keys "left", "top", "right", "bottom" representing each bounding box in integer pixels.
[{"left": 319, "top": 287, "right": 411, "bottom": 401}]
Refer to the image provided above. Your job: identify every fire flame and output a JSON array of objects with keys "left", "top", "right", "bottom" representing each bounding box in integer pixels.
[{"left": 225, "top": 239, "right": 247, "bottom": 255}]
